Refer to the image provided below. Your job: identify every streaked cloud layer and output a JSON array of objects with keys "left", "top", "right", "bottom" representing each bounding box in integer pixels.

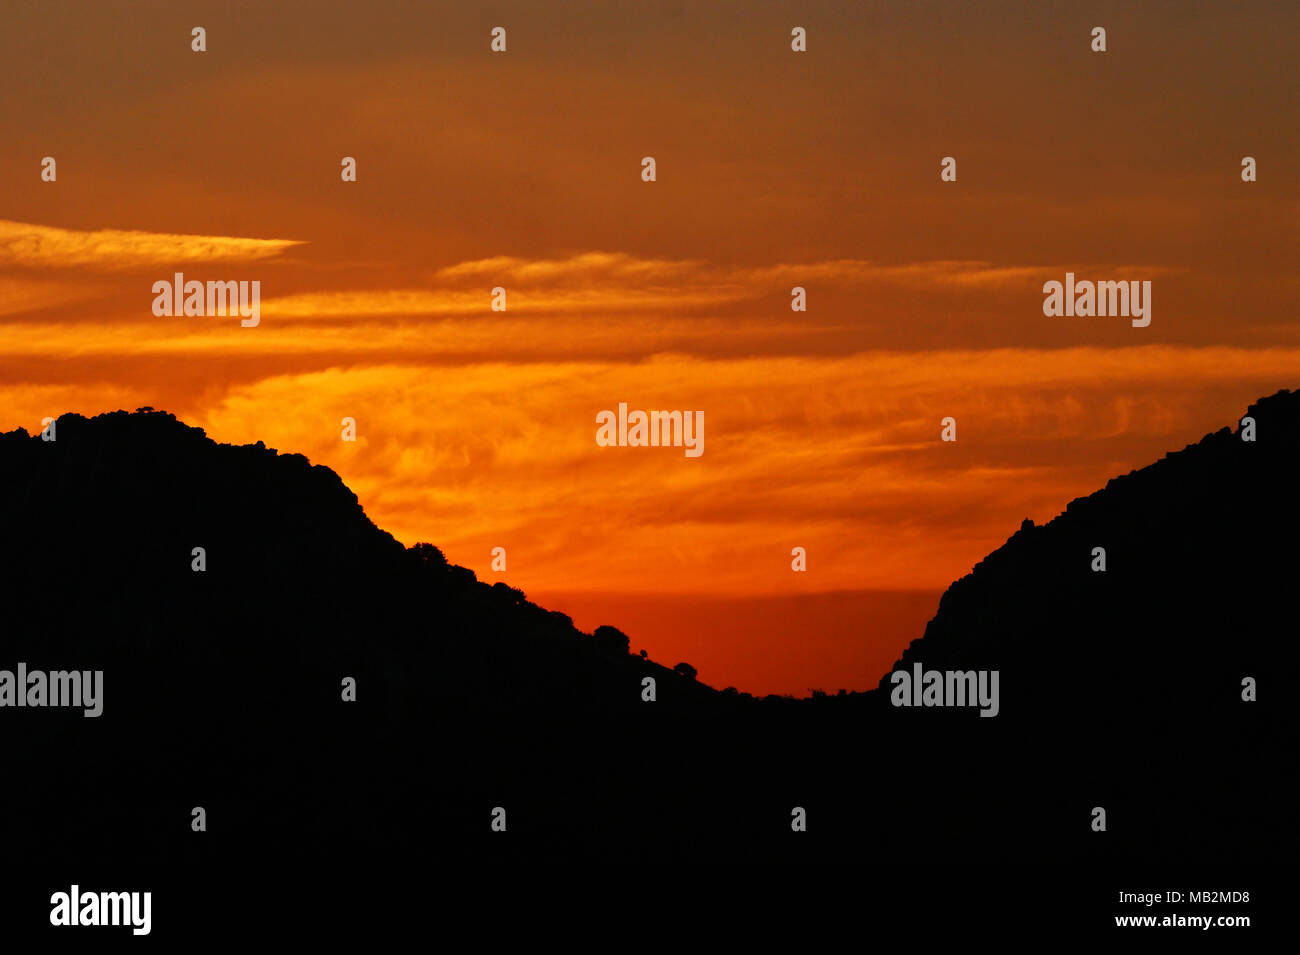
[{"left": 0, "top": 219, "right": 304, "bottom": 269}]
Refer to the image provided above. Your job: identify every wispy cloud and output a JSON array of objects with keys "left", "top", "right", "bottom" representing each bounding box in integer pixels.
[
  {"left": 433, "top": 252, "right": 706, "bottom": 283},
  {"left": 437, "top": 252, "right": 1078, "bottom": 291},
  {"left": 260, "top": 286, "right": 741, "bottom": 318},
  {"left": 0, "top": 220, "right": 305, "bottom": 269},
  {"left": 258, "top": 253, "right": 1174, "bottom": 319}
]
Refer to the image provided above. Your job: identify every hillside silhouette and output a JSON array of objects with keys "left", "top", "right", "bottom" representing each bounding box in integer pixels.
[{"left": 0, "top": 394, "right": 1290, "bottom": 878}]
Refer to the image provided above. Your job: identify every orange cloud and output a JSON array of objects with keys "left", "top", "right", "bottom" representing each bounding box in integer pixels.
[
  {"left": 259, "top": 286, "right": 742, "bottom": 317},
  {"left": 433, "top": 252, "right": 706, "bottom": 284},
  {"left": 258, "top": 254, "right": 1177, "bottom": 321},
  {"left": 0, "top": 219, "right": 305, "bottom": 269}
]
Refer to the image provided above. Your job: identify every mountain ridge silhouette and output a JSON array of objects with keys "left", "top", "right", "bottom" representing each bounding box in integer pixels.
[{"left": 0, "top": 392, "right": 1291, "bottom": 868}]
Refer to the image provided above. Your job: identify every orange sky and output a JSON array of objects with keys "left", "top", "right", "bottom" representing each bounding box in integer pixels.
[{"left": 2, "top": 1, "right": 1296, "bottom": 694}]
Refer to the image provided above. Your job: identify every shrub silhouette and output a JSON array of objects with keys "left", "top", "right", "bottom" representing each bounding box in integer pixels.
[
  {"left": 411, "top": 542, "right": 449, "bottom": 567},
  {"left": 593, "top": 625, "right": 630, "bottom": 656}
]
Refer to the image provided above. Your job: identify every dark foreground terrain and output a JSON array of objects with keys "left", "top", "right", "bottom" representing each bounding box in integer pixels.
[{"left": 0, "top": 392, "right": 1291, "bottom": 934}]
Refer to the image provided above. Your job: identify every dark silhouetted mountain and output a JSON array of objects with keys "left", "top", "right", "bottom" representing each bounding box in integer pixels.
[{"left": 0, "top": 395, "right": 1290, "bottom": 886}]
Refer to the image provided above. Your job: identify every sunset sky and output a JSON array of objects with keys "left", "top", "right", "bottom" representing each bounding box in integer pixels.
[{"left": 2, "top": 1, "right": 1296, "bottom": 694}]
